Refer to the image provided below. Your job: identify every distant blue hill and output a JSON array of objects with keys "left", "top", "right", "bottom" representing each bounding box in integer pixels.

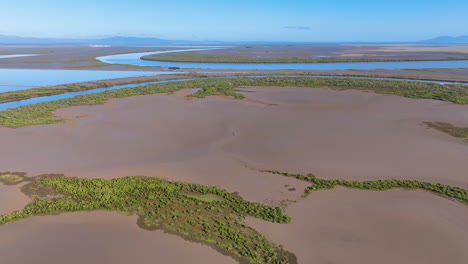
[
  {"left": 95, "top": 36, "right": 172, "bottom": 44},
  {"left": 422, "top": 35, "right": 468, "bottom": 43},
  {"left": 0, "top": 34, "right": 175, "bottom": 44},
  {"left": 0, "top": 34, "right": 76, "bottom": 44}
]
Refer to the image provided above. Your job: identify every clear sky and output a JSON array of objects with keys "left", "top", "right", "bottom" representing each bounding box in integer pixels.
[{"left": 1, "top": 0, "right": 467, "bottom": 42}]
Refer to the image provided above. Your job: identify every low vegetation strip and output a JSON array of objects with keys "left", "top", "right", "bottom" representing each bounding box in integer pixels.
[
  {"left": 0, "top": 173, "right": 295, "bottom": 264},
  {"left": 424, "top": 122, "right": 468, "bottom": 140},
  {"left": 265, "top": 171, "right": 468, "bottom": 203},
  {"left": 1, "top": 77, "right": 468, "bottom": 128},
  {"left": 141, "top": 52, "right": 467, "bottom": 64},
  {"left": 0, "top": 87, "right": 70, "bottom": 103},
  {"left": 0, "top": 78, "right": 161, "bottom": 104}
]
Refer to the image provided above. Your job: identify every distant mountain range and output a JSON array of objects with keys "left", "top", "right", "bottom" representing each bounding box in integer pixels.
[
  {"left": 422, "top": 35, "right": 468, "bottom": 43},
  {"left": 0, "top": 34, "right": 175, "bottom": 44},
  {"left": 4, "top": 33, "right": 468, "bottom": 45},
  {"left": 97, "top": 36, "right": 171, "bottom": 43}
]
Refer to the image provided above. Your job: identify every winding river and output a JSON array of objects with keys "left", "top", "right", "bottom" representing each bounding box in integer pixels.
[
  {"left": 0, "top": 69, "right": 177, "bottom": 92},
  {"left": 1, "top": 47, "right": 467, "bottom": 111},
  {"left": 97, "top": 48, "right": 468, "bottom": 70}
]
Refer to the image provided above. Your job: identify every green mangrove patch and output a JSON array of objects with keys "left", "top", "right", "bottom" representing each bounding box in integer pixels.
[
  {"left": 0, "top": 172, "right": 28, "bottom": 185},
  {"left": 182, "top": 192, "right": 225, "bottom": 202},
  {"left": 1, "top": 77, "right": 468, "bottom": 128},
  {"left": 425, "top": 122, "right": 468, "bottom": 141},
  {"left": 0, "top": 173, "right": 294, "bottom": 264},
  {"left": 265, "top": 171, "right": 468, "bottom": 203},
  {"left": 189, "top": 82, "right": 245, "bottom": 99}
]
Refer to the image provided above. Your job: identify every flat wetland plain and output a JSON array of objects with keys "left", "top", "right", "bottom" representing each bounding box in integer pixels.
[
  {"left": 0, "top": 44, "right": 468, "bottom": 264},
  {"left": 0, "top": 85, "right": 468, "bottom": 263},
  {"left": 3, "top": 44, "right": 468, "bottom": 83},
  {"left": 144, "top": 43, "right": 468, "bottom": 62}
]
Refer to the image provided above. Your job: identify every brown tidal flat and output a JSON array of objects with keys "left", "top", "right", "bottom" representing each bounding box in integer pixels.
[
  {"left": 0, "top": 86, "right": 467, "bottom": 263},
  {"left": 0, "top": 184, "right": 30, "bottom": 215},
  {"left": 247, "top": 187, "right": 468, "bottom": 264},
  {"left": 0, "top": 212, "right": 236, "bottom": 264}
]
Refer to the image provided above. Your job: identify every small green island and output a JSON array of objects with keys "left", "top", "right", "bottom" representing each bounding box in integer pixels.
[{"left": 1, "top": 171, "right": 467, "bottom": 264}]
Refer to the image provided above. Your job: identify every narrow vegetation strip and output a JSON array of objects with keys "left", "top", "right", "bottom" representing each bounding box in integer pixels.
[
  {"left": 1, "top": 77, "right": 468, "bottom": 128},
  {"left": 424, "top": 122, "right": 468, "bottom": 140},
  {"left": 141, "top": 52, "right": 468, "bottom": 64},
  {"left": 0, "top": 78, "right": 162, "bottom": 104},
  {"left": 265, "top": 171, "right": 468, "bottom": 203},
  {"left": 0, "top": 173, "right": 295, "bottom": 264}
]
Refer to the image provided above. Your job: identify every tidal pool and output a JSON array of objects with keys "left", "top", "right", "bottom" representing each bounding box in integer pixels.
[{"left": 0, "top": 54, "right": 37, "bottom": 59}]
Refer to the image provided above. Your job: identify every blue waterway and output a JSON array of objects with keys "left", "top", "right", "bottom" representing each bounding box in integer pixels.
[
  {"left": 0, "top": 69, "right": 176, "bottom": 92},
  {"left": 0, "top": 78, "right": 192, "bottom": 111}
]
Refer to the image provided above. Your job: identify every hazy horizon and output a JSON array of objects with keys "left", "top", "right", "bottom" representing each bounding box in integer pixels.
[{"left": 2, "top": 0, "right": 467, "bottom": 42}]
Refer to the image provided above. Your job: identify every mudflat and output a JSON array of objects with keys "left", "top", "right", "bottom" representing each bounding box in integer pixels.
[
  {"left": 247, "top": 187, "right": 468, "bottom": 264},
  {"left": 0, "top": 211, "right": 236, "bottom": 264},
  {"left": 0, "top": 86, "right": 467, "bottom": 263},
  {"left": 0, "top": 184, "right": 30, "bottom": 215}
]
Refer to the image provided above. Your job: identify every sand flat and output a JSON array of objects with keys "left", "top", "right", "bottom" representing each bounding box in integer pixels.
[
  {"left": 0, "top": 211, "right": 236, "bottom": 264},
  {"left": 0, "top": 184, "right": 31, "bottom": 215},
  {"left": 0, "top": 86, "right": 467, "bottom": 193},
  {"left": 0, "top": 86, "right": 467, "bottom": 263},
  {"left": 0, "top": 87, "right": 467, "bottom": 190},
  {"left": 223, "top": 87, "right": 468, "bottom": 187},
  {"left": 247, "top": 187, "right": 468, "bottom": 264}
]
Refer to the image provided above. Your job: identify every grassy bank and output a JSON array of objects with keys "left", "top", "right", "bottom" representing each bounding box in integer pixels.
[
  {"left": 226, "top": 71, "right": 468, "bottom": 84},
  {"left": 1, "top": 77, "right": 468, "bottom": 128},
  {"left": 265, "top": 171, "right": 468, "bottom": 203},
  {"left": 0, "top": 173, "right": 294, "bottom": 264},
  {"left": 141, "top": 52, "right": 468, "bottom": 64}
]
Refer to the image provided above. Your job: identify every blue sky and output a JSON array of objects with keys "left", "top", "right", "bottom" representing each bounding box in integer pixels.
[{"left": 1, "top": 0, "right": 467, "bottom": 42}]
